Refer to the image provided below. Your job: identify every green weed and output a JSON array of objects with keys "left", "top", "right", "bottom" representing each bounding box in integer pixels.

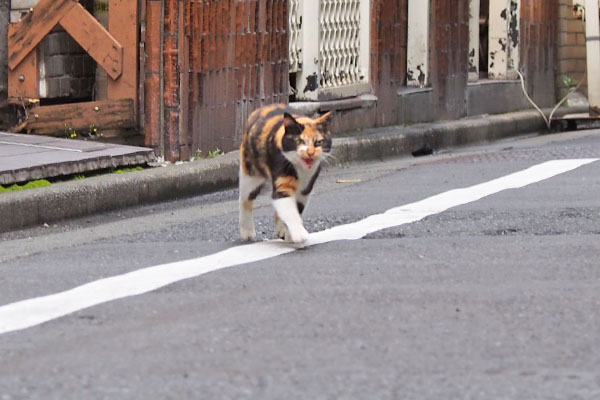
[{"left": 0, "top": 180, "right": 52, "bottom": 193}]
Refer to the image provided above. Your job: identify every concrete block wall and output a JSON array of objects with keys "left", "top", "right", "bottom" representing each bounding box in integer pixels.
[
  {"left": 10, "top": 0, "right": 96, "bottom": 100},
  {"left": 38, "top": 28, "right": 95, "bottom": 99},
  {"left": 556, "top": 0, "right": 588, "bottom": 99}
]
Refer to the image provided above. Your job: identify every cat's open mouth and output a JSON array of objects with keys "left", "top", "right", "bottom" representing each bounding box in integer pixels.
[{"left": 301, "top": 158, "right": 315, "bottom": 169}]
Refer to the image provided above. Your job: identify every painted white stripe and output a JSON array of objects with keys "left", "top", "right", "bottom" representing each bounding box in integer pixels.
[{"left": 0, "top": 159, "right": 597, "bottom": 335}]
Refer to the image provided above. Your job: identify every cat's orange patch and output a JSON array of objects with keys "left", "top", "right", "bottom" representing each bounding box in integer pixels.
[
  {"left": 275, "top": 176, "right": 299, "bottom": 196},
  {"left": 261, "top": 117, "right": 281, "bottom": 147},
  {"left": 242, "top": 200, "right": 253, "bottom": 212}
]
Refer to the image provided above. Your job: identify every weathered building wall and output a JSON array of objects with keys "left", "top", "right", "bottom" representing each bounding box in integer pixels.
[
  {"left": 143, "top": 0, "right": 565, "bottom": 161},
  {"left": 189, "top": 0, "right": 289, "bottom": 155},
  {"left": 0, "top": 0, "right": 8, "bottom": 102},
  {"left": 370, "top": 0, "right": 408, "bottom": 127},
  {"left": 520, "top": 0, "right": 559, "bottom": 106},
  {"left": 145, "top": 0, "right": 289, "bottom": 161},
  {"left": 556, "top": 0, "right": 587, "bottom": 100},
  {"left": 429, "top": 0, "right": 470, "bottom": 120}
]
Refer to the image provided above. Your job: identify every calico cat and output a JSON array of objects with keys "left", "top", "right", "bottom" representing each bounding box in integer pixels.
[{"left": 239, "top": 104, "right": 333, "bottom": 243}]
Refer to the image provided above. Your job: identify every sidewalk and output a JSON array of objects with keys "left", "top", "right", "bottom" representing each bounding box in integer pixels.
[
  {"left": 0, "top": 132, "right": 154, "bottom": 185},
  {"left": 0, "top": 109, "right": 549, "bottom": 233}
]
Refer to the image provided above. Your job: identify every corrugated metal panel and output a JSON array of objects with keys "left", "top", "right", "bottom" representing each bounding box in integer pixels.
[
  {"left": 520, "top": 0, "right": 558, "bottom": 104},
  {"left": 188, "top": 0, "right": 289, "bottom": 154},
  {"left": 371, "top": 0, "right": 408, "bottom": 125},
  {"left": 430, "top": 0, "right": 470, "bottom": 120},
  {"left": 145, "top": 0, "right": 289, "bottom": 161}
]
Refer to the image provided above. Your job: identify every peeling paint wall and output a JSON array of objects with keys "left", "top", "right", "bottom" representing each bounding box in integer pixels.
[
  {"left": 485, "top": 0, "right": 521, "bottom": 79},
  {"left": 488, "top": 1, "right": 510, "bottom": 78},
  {"left": 406, "top": 0, "right": 429, "bottom": 87},
  {"left": 467, "top": 0, "right": 480, "bottom": 81},
  {"left": 507, "top": 0, "right": 520, "bottom": 75}
]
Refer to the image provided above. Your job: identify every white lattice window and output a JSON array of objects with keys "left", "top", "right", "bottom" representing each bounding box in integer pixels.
[
  {"left": 289, "top": 0, "right": 371, "bottom": 101},
  {"left": 289, "top": 0, "right": 303, "bottom": 74}
]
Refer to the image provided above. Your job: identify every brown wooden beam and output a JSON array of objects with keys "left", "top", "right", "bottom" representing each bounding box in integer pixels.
[
  {"left": 8, "top": 0, "right": 75, "bottom": 70},
  {"left": 7, "top": 23, "right": 40, "bottom": 101},
  {"left": 107, "top": 0, "right": 139, "bottom": 113},
  {"left": 59, "top": 3, "right": 124, "bottom": 80},
  {"left": 22, "top": 99, "right": 135, "bottom": 135}
]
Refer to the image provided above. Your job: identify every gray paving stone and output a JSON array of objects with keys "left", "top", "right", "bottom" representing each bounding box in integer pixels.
[{"left": 0, "top": 132, "right": 155, "bottom": 185}]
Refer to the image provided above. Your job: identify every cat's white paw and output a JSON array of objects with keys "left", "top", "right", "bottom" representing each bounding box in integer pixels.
[
  {"left": 240, "top": 226, "right": 256, "bottom": 241},
  {"left": 276, "top": 218, "right": 289, "bottom": 240},
  {"left": 286, "top": 225, "right": 309, "bottom": 244}
]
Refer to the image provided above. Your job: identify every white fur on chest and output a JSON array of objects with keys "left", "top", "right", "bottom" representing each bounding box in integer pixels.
[{"left": 295, "top": 160, "right": 320, "bottom": 192}]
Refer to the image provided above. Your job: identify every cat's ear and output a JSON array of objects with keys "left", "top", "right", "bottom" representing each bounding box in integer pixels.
[
  {"left": 315, "top": 111, "right": 333, "bottom": 128},
  {"left": 283, "top": 113, "right": 303, "bottom": 135}
]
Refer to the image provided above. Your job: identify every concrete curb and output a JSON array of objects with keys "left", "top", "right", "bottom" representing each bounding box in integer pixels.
[{"left": 0, "top": 109, "right": 548, "bottom": 233}]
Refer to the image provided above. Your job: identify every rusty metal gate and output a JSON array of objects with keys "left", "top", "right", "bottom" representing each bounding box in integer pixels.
[{"left": 144, "top": 0, "right": 289, "bottom": 161}]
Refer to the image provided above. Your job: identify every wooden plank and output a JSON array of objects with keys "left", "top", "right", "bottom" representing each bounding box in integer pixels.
[
  {"left": 7, "top": 24, "right": 40, "bottom": 101},
  {"left": 8, "top": 0, "right": 75, "bottom": 70},
  {"left": 59, "top": 3, "right": 123, "bottom": 80},
  {"left": 23, "top": 99, "right": 135, "bottom": 135},
  {"left": 107, "top": 0, "right": 139, "bottom": 113}
]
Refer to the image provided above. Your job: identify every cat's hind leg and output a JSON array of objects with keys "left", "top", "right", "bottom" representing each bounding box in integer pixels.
[
  {"left": 239, "top": 172, "right": 265, "bottom": 241},
  {"left": 272, "top": 176, "right": 308, "bottom": 243}
]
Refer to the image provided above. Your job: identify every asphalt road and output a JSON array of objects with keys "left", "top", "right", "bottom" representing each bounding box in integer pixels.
[{"left": 1, "top": 129, "right": 599, "bottom": 399}]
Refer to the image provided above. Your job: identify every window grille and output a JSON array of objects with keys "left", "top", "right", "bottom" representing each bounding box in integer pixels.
[
  {"left": 289, "top": 0, "right": 371, "bottom": 100},
  {"left": 289, "top": 0, "right": 303, "bottom": 73}
]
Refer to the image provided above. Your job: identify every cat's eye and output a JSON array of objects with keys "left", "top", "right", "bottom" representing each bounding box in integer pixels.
[
  {"left": 296, "top": 138, "right": 305, "bottom": 145},
  {"left": 314, "top": 140, "right": 323, "bottom": 147}
]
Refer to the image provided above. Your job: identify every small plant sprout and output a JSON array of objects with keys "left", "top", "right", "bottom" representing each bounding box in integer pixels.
[{"left": 207, "top": 148, "right": 224, "bottom": 158}]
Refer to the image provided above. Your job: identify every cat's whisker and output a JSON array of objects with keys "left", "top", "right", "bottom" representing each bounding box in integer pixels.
[{"left": 320, "top": 153, "right": 338, "bottom": 165}]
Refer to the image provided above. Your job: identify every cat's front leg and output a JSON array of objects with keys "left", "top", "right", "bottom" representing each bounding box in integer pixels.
[
  {"left": 272, "top": 197, "right": 309, "bottom": 243},
  {"left": 275, "top": 214, "right": 289, "bottom": 240},
  {"left": 239, "top": 172, "right": 265, "bottom": 241},
  {"left": 275, "top": 195, "right": 305, "bottom": 240}
]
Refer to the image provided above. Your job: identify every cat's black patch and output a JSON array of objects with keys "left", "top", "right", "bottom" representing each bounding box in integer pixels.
[
  {"left": 283, "top": 113, "right": 304, "bottom": 136},
  {"left": 249, "top": 184, "right": 264, "bottom": 201},
  {"left": 281, "top": 133, "right": 300, "bottom": 152},
  {"left": 301, "top": 166, "right": 321, "bottom": 196}
]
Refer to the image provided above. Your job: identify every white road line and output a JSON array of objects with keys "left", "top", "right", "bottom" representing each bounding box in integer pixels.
[{"left": 0, "top": 159, "right": 597, "bottom": 335}]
